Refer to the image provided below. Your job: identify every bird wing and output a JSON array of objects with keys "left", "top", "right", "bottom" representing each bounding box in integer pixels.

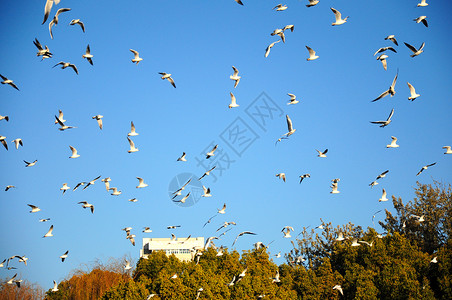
[
  {"left": 131, "top": 121, "right": 136, "bottom": 133},
  {"left": 130, "top": 49, "right": 139, "bottom": 58},
  {"left": 387, "top": 108, "right": 394, "bottom": 121},
  {"left": 427, "top": 162, "right": 436, "bottom": 167},
  {"left": 232, "top": 66, "right": 239, "bottom": 76},
  {"left": 79, "top": 21, "right": 85, "bottom": 32},
  {"left": 42, "top": 0, "right": 53, "bottom": 24},
  {"left": 168, "top": 77, "right": 176, "bottom": 88},
  {"left": 34, "top": 38, "right": 43, "bottom": 50},
  {"left": 49, "top": 20, "right": 55, "bottom": 39},
  {"left": 372, "top": 90, "right": 390, "bottom": 102},
  {"left": 230, "top": 92, "right": 236, "bottom": 105},
  {"left": 387, "top": 47, "right": 397, "bottom": 53},
  {"left": 407, "top": 82, "right": 416, "bottom": 96},
  {"left": 421, "top": 19, "right": 428, "bottom": 27},
  {"left": 404, "top": 42, "right": 417, "bottom": 53},
  {"left": 306, "top": 45, "right": 315, "bottom": 57},
  {"left": 286, "top": 115, "right": 293, "bottom": 132},
  {"left": 69, "top": 146, "right": 77, "bottom": 155},
  {"left": 69, "top": 64, "right": 79, "bottom": 74},
  {"left": 55, "top": 8, "right": 71, "bottom": 17},
  {"left": 330, "top": 7, "right": 341, "bottom": 21},
  {"left": 85, "top": 44, "right": 91, "bottom": 54},
  {"left": 390, "top": 72, "right": 398, "bottom": 89},
  {"left": 128, "top": 137, "right": 135, "bottom": 148}
]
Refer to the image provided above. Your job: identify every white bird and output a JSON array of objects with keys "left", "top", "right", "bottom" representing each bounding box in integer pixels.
[
  {"left": 351, "top": 238, "right": 360, "bottom": 247},
  {"left": 228, "top": 92, "right": 239, "bottom": 108},
  {"left": 218, "top": 203, "right": 227, "bottom": 214},
  {"left": 359, "top": 240, "right": 374, "bottom": 247},
  {"left": 83, "top": 175, "right": 101, "bottom": 190},
  {"left": 5, "top": 185, "right": 15, "bottom": 191},
  {"left": 284, "top": 24, "right": 295, "bottom": 33},
  {"left": 276, "top": 115, "right": 296, "bottom": 144},
  {"left": 70, "top": 19, "right": 85, "bottom": 32},
  {"left": 174, "top": 192, "right": 190, "bottom": 203},
  {"left": 0, "top": 74, "right": 19, "bottom": 91},
  {"left": 376, "top": 170, "right": 389, "bottom": 180},
  {"left": 443, "top": 146, "right": 452, "bottom": 154},
  {"left": 91, "top": 115, "right": 103, "bottom": 129},
  {"left": 0, "top": 115, "right": 8, "bottom": 122},
  {"left": 136, "top": 177, "right": 148, "bottom": 188},
  {"left": 275, "top": 173, "right": 286, "bottom": 182},
  {"left": 28, "top": 204, "right": 41, "bottom": 213},
  {"left": 416, "top": 162, "right": 436, "bottom": 176},
  {"left": 143, "top": 227, "right": 152, "bottom": 233},
  {"left": 316, "top": 149, "right": 328, "bottom": 158},
  {"left": 128, "top": 121, "right": 139, "bottom": 136},
  {"left": 127, "top": 234, "right": 136, "bottom": 246},
  {"left": 273, "top": 4, "right": 288, "bottom": 11},
  {"left": 417, "top": 0, "right": 428, "bottom": 7},
  {"left": 24, "top": 160, "right": 38, "bottom": 167},
  {"left": 69, "top": 145, "right": 80, "bottom": 158},
  {"left": 306, "top": 46, "right": 319, "bottom": 61},
  {"left": 206, "top": 145, "right": 218, "bottom": 159},
  {"left": 374, "top": 47, "right": 397, "bottom": 56},
  {"left": 202, "top": 186, "right": 212, "bottom": 197},
  {"left": 335, "top": 232, "right": 345, "bottom": 241},
  {"left": 60, "top": 183, "right": 70, "bottom": 194},
  {"left": 377, "top": 54, "right": 388, "bottom": 71},
  {"left": 73, "top": 182, "right": 87, "bottom": 191},
  {"left": 39, "top": 218, "right": 50, "bottom": 222},
  {"left": 230, "top": 66, "right": 241, "bottom": 88},
  {"left": 287, "top": 93, "right": 298, "bottom": 105},
  {"left": 0, "top": 136, "right": 8, "bottom": 150},
  {"left": 372, "top": 72, "right": 398, "bottom": 102},
  {"left": 6, "top": 273, "right": 19, "bottom": 287},
  {"left": 430, "top": 256, "right": 438, "bottom": 263},
  {"left": 265, "top": 40, "right": 280, "bottom": 58},
  {"left": 270, "top": 28, "right": 285, "bottom": 43},
  {"left": 43, "top": 225, "right": 54, "bottom": 238},
  {"left": 54, "top": 115, "right": 76, "bottom": 131},
  {"left": 379, "top": 189, "right": 388, "bottom": 202},
  {"left": 109, "top": 187, "right": 122, "bottom": 196},
  {"left": 370, "top": 108, "right": 395, "bottom": 128},
  {"left": 299, "top": 174, "right": 310, "bottom": 183},
  {"left": 159, "top": 72, "right": 176, "bottom": 88},
  {"left": 130, "top": 49, "right": 143, "bottom": 64},
  {"left": 60, "top": 250, "right": 69, "bottom": 262},
  {"left": 369, "top": 180, "right": 379, "bottom": 188},
  {"left": 48, "top": 8, "right": 71, "bottom": 39},
  {"left": 232, "top": 232, "right": 257, "bottom": 247},
  {"left": 33, "top": 38, "right": 52, "bottom": 59},
  {"left": 414, "top": 16, "right": 428, "bottom": 27},
  {"left": 330, "top": 7, "right": 348, "bottom": 26},
  {"left": 83, "top": 45, "right": 94, "bottom": 65},
  {"left": 216, "top": 221, "right": 236, "bottom": 232},
  {"left": 12, "top": 138, "right": 23, "bottom": 149},
  {"left": 330, "top": 182, "right": 340, "bottom": 194},
  {"left": 411, "top": 214, "right": 425, "bottom": 223},
  {"left": 52, "top": 280, "right": 59, "bottom": 292},
  {"left": 124, "top": 260, "right": 132, "bottom": 270},
  {"left": 385, "top": 35, "right": 398, "bottom": 46},
  {"left": 78, "top": 201, "right": 94, "bottom": 213},
  {"left": 102, "top": 177, "right": 111, "bottom": 191},
  {"left": 333, "top": 285, "right": 344, "bottom": 296},
  {"left": 199, "top": 166, "right": 216, "bottom": 180},
  {"left": 42, "top": 0, "right": 61, "bottom": 24},
  {"left": 282, "top": 226, "right": 294, "bottom": 238},
  {"left": 127, "top": 137, "right": 139, "bottom": 153},
  {"left": 55, "top": 110, "right": 66, "bottom": 124},
  {"left": 272, "top": 270, "right": 280, "bottom": 283},
  {"left": 404, "top": 42, "right": 425, "bottom": 57},
  {"left": 177, "top": 152, "right": 187, "bottom": 161},
  {"left": 407, "top": 82, "right": 421, "bottom": 101},
  {"left": 387, "top": 136, "right": 399, "bottom": 148},
  {"left": 53, "top": 61, "right": 79, "bottom": 75},
  {"left": 306, "top": 0, "right": 319, "bottom": 7}
]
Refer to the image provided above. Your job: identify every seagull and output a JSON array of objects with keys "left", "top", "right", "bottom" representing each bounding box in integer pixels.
[
  {"left": 83, "top": 175, "right": 101, "bottom": 190},
  {"left": 52, "top": 280, "right": 59, "bottom": 292},
  {"left": 159, "top": 72, "right": 176, "bottom": 88},
  {"left": 411, "top": 214, "right": 425, "bottom": 223},
  {"left": 443, "top": 146, "right": 452, "bottom": 154},
  {"left": 374, "top": 47, "right": 397, "bottom": 56},
  {"left": 316, "top": 149, "right": 328, "bottom": 158},
  {"left": 335, "top": 232, "right": 345, "bottom": 241},
  {"left": 124, "top": 260, "right": 132, "bottom": 270},
  {"left": 407, "top": 82, "right": 420, "bottom": 101},
  {"left": 0, "top": 136, "right": 8, "bottom": 150},
  {"left": 359, "top": 240, "right": 374, "bottom": 247},
  {"left": 199, "top": 166, "right": 216, "bottom": 180},
  {"left": 48, "top": 8, "right": 71, "bottom": 39},
  {"left": 12, "top": 138, "right": 23, "bottom": 149},
  {"left": 172, "top": 178, "right": 192, "bottom": 198},
  {"left": 414, "top": 16, "right": 428, "bottom": 27},
  {"left": 306, "top": 46, "right": 319, "bottom": 61},
  {"left": 299, "top": 174, "right": 310, "bottom": 183},
  {"left": 203, "top": 215, "right": 217, "bottom": 228},
  {"left": 28, "top": 204, "right": 41, "bottom": 213},
  {"left": 24, "top": 160, "right": 38, "bottom": 167},
  {"left": 0, "top": 115, "right": 8, "bottom": 122},
  {"left": 177, "top": 152, "right": 187, "bottom": 161},
  {"left": 369, "top": 180, "right": 379, "bottom": 188},
  {"left": 69, "top": 19, "right": 85, "bottom": 32},
  {"left": 306, "top": 0, "right": 319, "bottom": 7},
  {"left": 143, "top": 227, "right": 152, "bottom": 233},
  {"left": 130, "top": 49, "right": 143, "bottom": 64},
  {"left": 372, "top": 71, "right": 398, "bottom": 102},
  {"left": 33, "top": 38, "right": 52, "bottom": 59},
  {"left": 232, "top": 231, "right": 256, "bottom": 246},
  {"left": 370, "top": 108, "right": 394, "bottom": 128},
  {"left": 83, "top": 45, "right": 94, "bottom": 65},
  {"left": 275, "top": 173, "right": 286, "bottom": 182},
  {"left": 167, "top": 225, "right": 181, "bottom": 229},
  {"left": 333, "top": 285, "right": 344, "bottom": 296},
  {"left": 376, "top": 54, "right": 388, "bottom": 71},
  {"left": 202, "top": 186, "right": 212, "bottom": 197},
  {"left": 227, "top": 276, "right": 236, "bottom": 287},
  {"left": 73, "top": 182, "right": 87, "bottom": 191},
  {"left": 384, "top": 35, "right": 398, "bottom": 46},
  {"left": 276, "top": 115, "right": 296, "bottom": 144},
  {"left": 273, "top": 4, "right": 288, "bottom": 11},
  {"left": 6, "top": 273, "right": 19, "bottom": 286},
  {"left": 430, "top": 256, "right": 438, "bottom": 263},
  {"left": 330, "top": 182, "right": 340, "bottom": 194},
  {"left": 387, "top": 136, "right": 399, "bottom": 148},
  {"left": 216, "top": 221, "right": 236, "bottom": 232},
  {"left": 127, "top": 137, "right": 139, "bottom": 153},
  {"left": 206, "top": 145, "right": 218, "bottom": 159},
  {"left": 109, "top": 187, "right": 122, "bottom": 196},
  {"left": 55, "top": 110, "right": 66, "bottom": 124},
  {"left": 416, "top": 162, "right": 436, "bottom": 176},
  {"left": 42, "top": 0, "right": 61, "bottom": 24},
  {"left": 60, "top": 183, "right": 70, "bottom": 194},
  {"left": 43, "top": 225, "right": 54, "bottom": 238},
  {"left": 265, "top": 40, "right": 280, "bottom": 58},
  {"left": 68, "top": 145, "right": 80, "bottom": 158},
  {"left": 379, "top": 188, "right": 389, "bottom": 202},
  {"left": 136, "top": 177, "right": 148, "bottom": 188},
  {"left": 330, "top": 7, "right": 348, "bottom": 26},
  {"left": 351, "top": 238, "right": 360, "bottom": 247},
  {"left": 174, "top": 192, "right": 190, "bottom": 203},
  {"left": 404, "top": 42, "right": 425, "bottom": 57},
  {"left": 53, "top": 62, "right": 79, "bottom": 75},
  {"left": 39, "top": 218, "right": 50, "bottom": 222},
  {"left": 287, "top": 93, "right": 298, "bottom": 105},
  {"left": 60, "top": 251, "right": 69, "bottom": 262},
  {"left": 270, "top": 28, "right": 285, "bottom": 43},
  {"left": 5, "top": 185, "right": 15, "bottom": 191},
  {"left": 128, "top": 121, "right": 139, "bottom": 136},
  {"left": 127, "top": 234, "right": 136, "bottom": 246},
  {"left": 376, "top": 170, "right": 389, "bottom": 180},
  {"left": 282, "top": 226, "right": 294, "bottom": 238},
  {"left": 217, "top": 203, "right": 227, "bottom": 214},
  {"left": 228, "top": 92, "right": 239, "bottom": 108},
  {"left": 0, "top": 74, "right": 19, "bottom": 90},
  {"left": 230, "top": 66, "right": 241, "bottom": 88},
  {"left": 78, "top": 201, "right": 94, "bottom": 213},
  {"left": 102, "top": 177, "right": 111, "bottom": 191},
  {"left": 417, "top": 0, "right": 428, "bottom": 7}
]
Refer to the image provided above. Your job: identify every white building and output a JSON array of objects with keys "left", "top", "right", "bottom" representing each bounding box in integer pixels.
[{"left": 140, "top": 237, "right": 204, "bottom": 261}]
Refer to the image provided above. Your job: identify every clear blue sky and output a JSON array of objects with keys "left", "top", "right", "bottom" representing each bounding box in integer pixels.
[{"left": 1, "top": 0, "right": 451, "bottom": 290}]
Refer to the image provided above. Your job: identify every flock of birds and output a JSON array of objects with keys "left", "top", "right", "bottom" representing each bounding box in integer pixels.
[{"left": 1, "top": 0, "right": 449, "bottom": 297}]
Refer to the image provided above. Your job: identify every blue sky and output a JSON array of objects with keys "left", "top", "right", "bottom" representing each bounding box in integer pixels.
[{"left": 1, "top": 0, "right": 451, "bottom": 290}]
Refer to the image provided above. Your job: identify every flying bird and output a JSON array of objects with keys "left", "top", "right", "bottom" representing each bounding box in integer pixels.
[
  {"left": 386, "top": 136, "right": 399, "bottom": 148},
  {"left": 55, "top": 115, "right": 76, "bottom": 130},
  {"left": 443, "top": 146, "right": 452, "bottom": 154},
  {"left": 306, "top": 0, "right": 319, "bottom": 7},
  {"left": 12, "top": 138, "right": 23, "bottom": 149},
  {"left": 234, "top": 0, "right": 244, "bottom": 5},
  {"left": 60, "top": 251, "right": 69, "bottom": 262},
  {"left": 177, "top": 152, "right": 187, "bottom": 161},
  {"left": 52, "top": 280, "right": 59, "bottom": 292},
  {"left": 230, "top": 66, "right": 241, "bottom": 88},
  {"left": 69, "top": 145, "right": 80, "bottom": 158},
  {"left": 24, "top": 160, "right": 38, "bottom": 167},
  {"left": 217, "top": 203, "right": 227, "bottom": 214},
  {"left": 407, "top": 82, "right": 420, "bottom": 101},
  {"left": 273, "top": 4, "right": 288, "bottom": 11},
  {"left": 330, "top": 7, "right": 348, "bottom": 26},
  {"left": 416, "top": 162, "right": 436, "bottom": 176},
  {"left": 69, "top": 19, "right": 85, "bottom": 32},
  {"left": 55, "top": 110, "right": 66, "bottom": 124},
  {"left": 1, "top": 136, "right": 8, "bottom": 150},
  {"left": 83, "top": 45, "right": 94, "bottom": 65},
  {"left": 372, "top": 71, "right": 398, "bottom": 102},
  {"left": 42, "top": 0, "right": 61, "bottom": 24},
  {"left": 417, "top": 0, "right": 428, "bottom": 7},
  {"left": 78, "top": 201, "right": 94, "bottom": 213},
  {"left": 109, "top": 187, "right": 122, "bottom": 196},
  {"left": 136, "top": 177, "right": 148, "bottom": 188},
  {"left": 102, "top": 177, "right": 111, "bottom": 191},
  {"left": 229, "top": 92, "right": 239, "bottom": 108},
  {"left": 48, "top": 8, "right": 71, "bottom": 39},
  {"left": 276, "top": 115, "right": 296, "bottom": 143},
  {"left": 316, "top": 149, "right": 328, "bottom": 158},
  {"left": 379, "top": 188, "right": 389, "bottom": 202},
  {"left": 333, "top": 285, "right": 344, "bottom": 296},
  {"left": 130, "top": 49, "right": 143, "bottom": 64},
  {"left": 143, "top": 227, "right": 152, "bottom": 233},
  {"left": 404, "top": 42, "right": 425, "bottom": 57},
  {"left": 33, "top": 38, "right": 52, "bottom": 59},
  {"left": 60, "top": 183, "right": 70, "bottom": 194},
  {"left": 199, "top": 166, "right": 216, "bottom": 180},
  {"left": 376, "top": 170, "right": 389, "bottom": 180},
  {"left": 299, "top": 174, "right": 310, "bottom": 183},
  {"left": 265, "top": 40, "right": 280, "bottom": 58},
  {"left": 28, "top": 204, "right": 41, "bottom": 213},
  {"left": 206, "top": 144, "right": 218, "bottom": 159},
  {"left": 0, "top": 74, "right": 19, "bottom": 90},
  {"left": 376, "top": 54, "right": 388, "bottom": 71},
  {"left": 53, "top": 62, "right": 79, "bottom": 75},
  {"left": 83, "top": 175, "right": 101, "bottom": 190},
  {"left": 374, "top": 46, "right": 397, "bottom": 56},
  {"left": 127, "top": 137, "right": 139, "bottom": 153},
  {"left": 159, "top": 72, "right": 176, "bottom": 88},
  {"left": 39, "top": 218, "right": 50, "bottom": 222},
  {"left": 5, "top": 185, "right": 15, "bottom": 191},
  {"left": 0, "top": 115, "right": 8, "bottom": 122},
  {"left": 128, "top": 121, "right": 139, "bottom": 136},
  {"left": 232, "top": 231, "right": 257, "bottom": 246},
  {"left": 306, "top": 46, "right": 319, "bottom": 61},
  {"left": 270, "top": 28, "right": 285, "bottom": 43},
  {"left": 330, "top": 182, "right": 340, "bottom": 194},
  {"left": 282, "top": 226, "right": 294, "bottom": 238},
  {"left": 287, "top": 93, "right": 298, "bottom": 105},
  {"left": 202, "top": 186, "right": 212, "bottom": 197},
  {"left": 73, "top": 182, "right": 86, "bottom": 191},
  {"left": 414, "top": 16, "right": 428, "bottom": 27},
  {"left": 370, "top": 108, "right": 394, "bottom": 128},
  {"left": 384, "top": 35, "right": 398, "bottom": 46},
  {"left": 275, "top": 173, "right": 286, "bottom": 182},
  {"left": 43, "top": 225, "right": 54, "bottom": 238}
]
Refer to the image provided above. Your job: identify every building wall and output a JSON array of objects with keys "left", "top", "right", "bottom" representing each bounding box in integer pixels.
[{"left": 140, "top": 237, "right": 204, "bottom": 262}]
